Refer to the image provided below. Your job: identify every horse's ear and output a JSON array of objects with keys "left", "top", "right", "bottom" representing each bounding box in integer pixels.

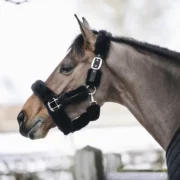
[
  {"left": 74, "top": 14, "right": 96, "bottom": 50},
  {"left": 82, "top": 17, "right": 91, "bottom": 29}
]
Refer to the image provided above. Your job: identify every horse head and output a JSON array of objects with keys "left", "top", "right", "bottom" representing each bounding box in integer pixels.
[{"left": 17, "top": 15, "right": 114, "bottom": 139}]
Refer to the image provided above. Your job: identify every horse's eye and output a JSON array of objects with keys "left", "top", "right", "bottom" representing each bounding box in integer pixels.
[{"left": 60, "top": 65, "right": 73, "bottom": 75}]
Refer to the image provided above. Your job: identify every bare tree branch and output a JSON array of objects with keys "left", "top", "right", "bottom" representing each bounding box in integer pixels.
[{"left": 5, "top": 0, "right": 29, "bottom": 5}]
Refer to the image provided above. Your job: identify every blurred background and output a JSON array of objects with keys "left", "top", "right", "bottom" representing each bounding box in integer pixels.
[{"left": 1, "top": 0, "right": 180, "bottom": 179}]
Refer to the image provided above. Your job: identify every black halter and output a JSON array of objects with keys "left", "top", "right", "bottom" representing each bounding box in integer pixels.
[{"left": 31, "top": 30, "right": 111, "bottom": 135}]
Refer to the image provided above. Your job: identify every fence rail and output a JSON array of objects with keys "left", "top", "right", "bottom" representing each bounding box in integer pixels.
[
  {"left": 106, "top": 172, "right": 167, "bottom": 180},
  {"left": 74, "top": 146, "right": 167, "bottom": 180},
  {"left": 0, "top": 146, "right": 168, "bottom": 180}
]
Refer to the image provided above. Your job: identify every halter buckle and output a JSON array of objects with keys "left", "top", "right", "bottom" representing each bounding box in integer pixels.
[
  {"left": 91, "top": 57, "right": 102, "bottom": 70},
  {"left": 47, "top": 98, "right": 61, "bottom": 112}
]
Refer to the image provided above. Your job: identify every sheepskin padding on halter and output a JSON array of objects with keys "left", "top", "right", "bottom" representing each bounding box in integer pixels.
[{"left": 31, "top": 80, "right": 100, "bottom": 135}]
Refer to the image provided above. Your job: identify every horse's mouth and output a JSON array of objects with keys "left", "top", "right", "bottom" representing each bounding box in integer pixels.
[
  {"left": 27, "top": 119, "right": 44, "bottom": 139},
  {"left": 19, "top": 117, "right": 45, "bottom": 139}
]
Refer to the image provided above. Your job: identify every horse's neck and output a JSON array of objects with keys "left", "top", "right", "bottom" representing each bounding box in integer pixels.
[{"left": 107, "top": 41, "right": 180, "bottom": 150}]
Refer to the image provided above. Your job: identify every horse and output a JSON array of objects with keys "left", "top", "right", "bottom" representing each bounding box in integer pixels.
[{"left": 17, "top": 15, "right": 180, "bottom": 180}]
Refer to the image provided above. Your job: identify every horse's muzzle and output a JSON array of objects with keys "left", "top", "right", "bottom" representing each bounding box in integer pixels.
[{"left": 19, "top": 123, "right": 29, "bottom": 137}]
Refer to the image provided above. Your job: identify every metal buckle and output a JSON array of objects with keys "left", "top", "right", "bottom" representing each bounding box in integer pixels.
[
  {"left": 91, "top": 57, "right": 102, "bottom": 70},
  {"left": 47, "top": 98, "right": 61, "bottom": 112}
]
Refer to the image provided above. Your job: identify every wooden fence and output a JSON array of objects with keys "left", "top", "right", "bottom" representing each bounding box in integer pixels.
[
  {"left": 0, "top": 145, "right": 168, "bottom": 180},
  {"left": 74, "top": 146, "right": 168, "bottom": 180}
]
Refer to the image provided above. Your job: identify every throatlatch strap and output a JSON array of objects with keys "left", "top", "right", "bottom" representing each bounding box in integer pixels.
[{"left": 72, "top": 104, "right": 100, "bottom": 132}]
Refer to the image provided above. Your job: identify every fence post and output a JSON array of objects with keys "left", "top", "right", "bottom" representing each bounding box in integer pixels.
[
  {"left": 104, "top": 153, "right": 123, "bottom": 172},
  {"left": 74, "top": 146, "right": 104, "bottom": 180}
]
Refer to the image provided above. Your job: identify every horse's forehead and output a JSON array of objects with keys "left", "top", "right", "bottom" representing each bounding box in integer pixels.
[{"left": 65, "top": 50, "right": 93, "bottom": 64}]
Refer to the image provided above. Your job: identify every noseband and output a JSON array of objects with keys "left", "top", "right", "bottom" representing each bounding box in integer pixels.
[{"left": 31, "top": 30, "right": 111, "bottom": 135}]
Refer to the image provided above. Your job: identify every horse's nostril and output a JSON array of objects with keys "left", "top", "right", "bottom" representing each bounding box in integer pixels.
[{"left": 17, "top": 111, "right": 26, "bottom": 125}]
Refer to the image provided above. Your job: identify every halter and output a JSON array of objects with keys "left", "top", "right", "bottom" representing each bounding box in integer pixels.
[{"left": 31, "top": 30, "right": 112, "bottom": 135}]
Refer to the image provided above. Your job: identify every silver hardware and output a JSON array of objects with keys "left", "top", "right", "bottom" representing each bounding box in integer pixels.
[
  {"left": 47, "top": 98, "right": 61, "bottom": 112},
  {"left": 91, "top": 57, "right": 102, "bottom": 70},
  {"left": 86, "top": 86, "right": 96, "bottom": 94},
  {"left": 86, "top": 86, "right": 97, "bottom": 105},
  {"left": 73, "top": 116, "right": 80, "bottom": 121},
  {"left": 90, "top": 93, "right": 97, "bottom": 105}
]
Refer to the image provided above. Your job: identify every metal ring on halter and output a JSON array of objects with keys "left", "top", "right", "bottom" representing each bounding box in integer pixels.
[{"left": 86, "top": 86, "right": 96, "bottom": 95}]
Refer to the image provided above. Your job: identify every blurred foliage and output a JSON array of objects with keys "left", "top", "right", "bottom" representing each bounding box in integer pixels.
[{"left": 77, "top": 0, "right": 170, "bottom": 42}]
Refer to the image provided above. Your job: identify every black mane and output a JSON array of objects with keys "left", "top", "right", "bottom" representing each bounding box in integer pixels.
[
  {"left": 112, "top": 36, "right": 180, "bottom": 61},
  {"left": 70, "top": 30, "right": 180, "bottom": 61}
]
